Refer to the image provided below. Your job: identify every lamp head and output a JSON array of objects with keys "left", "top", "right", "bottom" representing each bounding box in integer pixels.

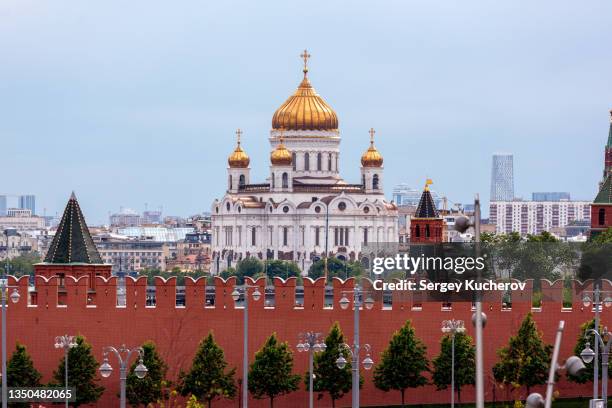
[
  {"left": 134, "top": 362, "right": 148, "bottom": 379},
  {"left": 564, "top": 355, "right": 587, "bottom": 377},
  {"left": 252, "top": 288, "right": 262, "bottom": 301},
  {"left": 581, "top": 343, "right": 595, "bottom": 364},
  {"left": 99, "top": 359, "right": 113, "bottom": 378},
  {"left": 231, "top": 289, "right": 240, "bottom": 302},
  {"left": 454, "top": 216, "right": 471, "bottom": 233},
  {"left": 525, "top": 393, "right": 544, "bottom": 408},
  {"left": 362, "top": 356, "right": 374, "bottom": 370},
  {"left": 335, "top": 355, "right": 347, "bottom": 369},
  {"left": 10, "top": 288, "right": 20, "bottom": 304}
]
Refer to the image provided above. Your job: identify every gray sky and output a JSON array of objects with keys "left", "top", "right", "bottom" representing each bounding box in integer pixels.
[{"left": 1, "top": 0, "right": 611, "bottom": 224}]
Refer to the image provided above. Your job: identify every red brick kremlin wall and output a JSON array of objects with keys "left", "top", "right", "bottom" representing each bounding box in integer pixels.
[{"left": 6, "top": 275, "right": 611, "bottom": 407}]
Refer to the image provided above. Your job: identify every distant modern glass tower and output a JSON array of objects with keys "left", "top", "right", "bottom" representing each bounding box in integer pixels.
[
  {"left": 490, "top": 153, "right": 514, "bottom": 201},
  {"left": 0, "top": 195, "right": 6, "bottom": 216},
  {"left": 18, "top": 195, "right": 36, "bottom": 215}
]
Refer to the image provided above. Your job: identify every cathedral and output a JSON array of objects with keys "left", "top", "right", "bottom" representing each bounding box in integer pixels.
[{"left": 211, "top": 51, "right": 398, "bottom": 274}]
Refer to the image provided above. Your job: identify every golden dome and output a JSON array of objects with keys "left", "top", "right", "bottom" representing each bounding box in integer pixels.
[
  {"left": 361, "top": 128, "right": 383, "bottom": 167},
  {"left": 228, "top": 129, "right": 250, "bottom": 168},
  {"left": 271, "top": 135, "right": 292, "bottom": 166},
  {"left": 271, "top": 50, "right": 338, "bottom": 131}
]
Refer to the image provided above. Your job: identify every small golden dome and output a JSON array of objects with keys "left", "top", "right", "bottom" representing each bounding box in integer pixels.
[
  {"left": 271, "top": 136, "right": 292, "bottom": 166},
  {"left": 271, "top": 50, "right": 338, "bottom": 131},
  {"left": 228, "top": 129, "right": 250, "bottom": 168},
  {"left": 361, "top": 128, "right": 383, "bottom": 167}
]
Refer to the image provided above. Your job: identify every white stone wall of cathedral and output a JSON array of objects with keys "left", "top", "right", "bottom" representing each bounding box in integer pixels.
[{"left": 210, "top": 194, "right": 397, "bottom": 274}]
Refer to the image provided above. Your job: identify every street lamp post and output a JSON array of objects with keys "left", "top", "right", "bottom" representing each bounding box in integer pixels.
[
  {"left": 581, "top": 327, "right": 612, "bottom": 408},
  {"left": 54, "top": 335, "right": 77, "bottom": 408},
  {"left": 442, "top": 319, "right": 466, "bottom": 408},
  {"left": 297, "top": 332, "right": 326, "bottom": 408},
  {"left": 1, "top": 261, "right": 20, "bottom": 408},
  {"left": 231, "top": 284, "right": 262, "bottom": 408},
  {"left": 338, "top": 285, "right": 374, "bottom": 408},
  {"left": 98, "top": 345, "right": 148, "bottom": 408},
  {"left": 582, "top": 288, "right": 612, "bottom": 402},
  {"left": 454, "top": 194, "right": 484, "bottom": 408}
]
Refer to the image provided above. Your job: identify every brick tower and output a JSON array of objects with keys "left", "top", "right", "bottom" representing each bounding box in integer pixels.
[
  {"left": 35, "top": 192, "right": 111, "bottom": 288},
  {"left": 410, "top": 179, "right": 446, "bottom": 243},
  {"left": 590, "top": 110, "right": 612, "bottom": 238}
]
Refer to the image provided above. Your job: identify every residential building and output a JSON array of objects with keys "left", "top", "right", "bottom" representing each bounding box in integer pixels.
[
  {"left": 0, "top": 229, "right": 38, "bottom": 260},
  {"left": 142, "top": 210, "right": 162, "bottom": 224},
  {"left": 109, "top": 208, "right": 142, "bottom": 227},
  {"left": 490, "top": 199, "right": 591, "bottom": 235},
  {"left": 490, "top": 153, "right": 514, "bottom": 201},
  {"left": 0, "top": 208, "right": 45, "bottom": 230}
]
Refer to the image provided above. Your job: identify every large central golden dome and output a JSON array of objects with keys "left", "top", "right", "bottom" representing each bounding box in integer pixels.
[{"left": 272, "top": 51, "right": 338, "bottom": 131}]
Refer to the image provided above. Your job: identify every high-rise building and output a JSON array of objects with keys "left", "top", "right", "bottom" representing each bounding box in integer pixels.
[
  {"left": 0, "top": 195, "right": 6, "bottom": 216},
  {"left": 490, "top": 153, "right": 514, "bottom": 201},
  {"left": 532, "top": 192, "right": 570, "bottom": 202},
  {"left": 18, "top": 195, "right": 36, "bottom": 215},
  {"left": 109, "top": 208, "right": 142, "bottom": 227}
]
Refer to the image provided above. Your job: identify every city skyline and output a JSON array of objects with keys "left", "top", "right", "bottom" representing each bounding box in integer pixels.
[{"left": 2, "top": 1, "right": 612, "bottom": 224}]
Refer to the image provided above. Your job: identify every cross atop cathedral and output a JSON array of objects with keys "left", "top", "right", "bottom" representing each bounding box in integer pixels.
[
  {"left": 300, "top": 49, "right": 311, "bottom": 75},
  {"left": 235, "top": 128, "right": 243, "bottom": 145},
  {"left": 369, "top": 127, "right": 376, "bottom": 144}
]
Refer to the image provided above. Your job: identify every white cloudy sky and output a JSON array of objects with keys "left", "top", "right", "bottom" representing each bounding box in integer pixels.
[{"left": 1, "top": 0, "right": 611, "bottom": 223}]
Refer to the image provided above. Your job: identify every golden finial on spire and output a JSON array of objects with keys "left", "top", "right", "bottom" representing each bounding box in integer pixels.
[
  {"left": 300, "top": 49, "right": 311, "bottom": 76},
  {"left": 235, "top": 128, "right": 243, "bottom": 145},
  {"left": 425, "top": 178, "right": 433, "bottom": 191}
]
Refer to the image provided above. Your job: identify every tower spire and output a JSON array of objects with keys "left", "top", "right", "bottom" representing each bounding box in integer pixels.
[{"left": 236, "top": 128, "right": 243, "bottom": 146}]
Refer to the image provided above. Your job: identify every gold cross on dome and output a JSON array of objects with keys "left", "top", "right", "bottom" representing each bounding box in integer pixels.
[
  {"left": 300, "top": 49, "right": 311, "bottom": 73},
  {"left": 235, "top": 128, "right": 243, "bottom": 144},
  {"left": 369, "top": 127, "right": 376, "bottom": 144}
]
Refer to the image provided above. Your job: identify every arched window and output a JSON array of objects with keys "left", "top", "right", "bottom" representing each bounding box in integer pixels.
[
  {"left": 229, "top": 175, "right": 233, "bottom": 190},
  {"left": 239, "top": 174, "right": 245, "bottom": 188},
  {"left": 317, "top": 153, "right": 322, "bottom": 170},
  {"left": 271, "top": 172, "right": 275, "bottom": 188},
  {"left": 282, "top": 172, "right": 289, "bottom": 188},
  {"left": 292, "top": 152, "right": 296, "bottom": 171},
  {"left": 283, "top": 227, "right": 288, "bottom": 246},
  {"left": 304, "top": 153, "right": 310, "bottom": 171},
  {"left": 599, "top": 208, "right": 606, "bottom": 226},
  {"left": 372, "top": 174, "right": 379, "bottom": 190},
  {"left": 415, "top": 225, "right": 420, "bottom": 238},
  {"left": 362, "top": 175, "right": 366, "bottom": 187},
  {"left": 251, "top": 227, "right": 256, "bottom": 246},
  {"left": 328, "top": 153, "right": 332, "bottom": 171},
  {"left": 425, "top": 224, "right": 431, "bottom": 238}
]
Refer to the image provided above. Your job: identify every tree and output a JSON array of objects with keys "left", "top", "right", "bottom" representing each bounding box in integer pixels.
[
  {"left": 237, "top": 257, "right": 264, "bottom": 281},
  {"left": 310, "top": 322, "right": 359, "bottom": 408},
  {"left": 248, "top": 333, "right": 300, "bottom": 408},
  {"left": 264, "top": 260, "right": 300, "bottom": 280},
  {"left": 7, "top": 343, "right": 42, "bottom": 408},
  {"left": 492, "top": 313, "right": 552, "bottom": 397},
  {"left": 592, "top": 227, "right": 612, "bottom": 243},
  {"left": 50, "top": 336, "right": 104, "bottom": 407},
  {"left": 567, "top": 319, "right": 612, "bottom": 383},
  {"left": 126, "top": 341, "right": 168, "bottom": 407},
  {"left": 308, "top": 258, "right": 364, "bottom": 280},
  {"left": 179, "top": 332, "right": 236, "bottom": 407},
  {"left": 432, "top": 332, "right": 475, "bottom": 403},
  {"left": 373, "top": 320, "right": 430, "bottom": 407}
]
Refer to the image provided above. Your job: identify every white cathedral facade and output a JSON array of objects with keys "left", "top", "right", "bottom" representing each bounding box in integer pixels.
[{"left": 211, "top": 52, "right": 398, "bottom": 274}]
